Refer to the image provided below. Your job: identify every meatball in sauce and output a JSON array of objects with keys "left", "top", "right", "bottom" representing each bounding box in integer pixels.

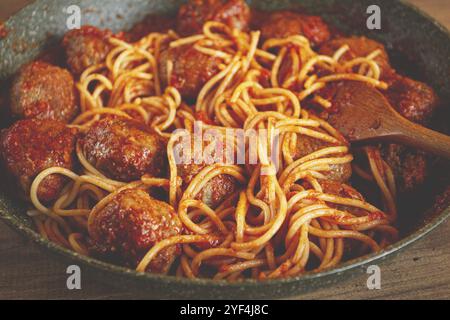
[
  {"left": 380, "top": 144, "right": 429, "bottom": 194},
  {"left": 0, "top": 119, "right": 78, "bottom": 202},
  {"left": 292, "top": 134, "right": 352, "bottom": 183},
  {"left": 319, "top": 36, "right": 392, "bottom": 77},
  {"left": 62, "top": 26, "right": 113, "bottom": 77},
  {"left": 384, "top": 74, "right": 440, "bottom": 125},
  {"left": 80, "top": 116, "right": 167, "bottom": 182},
  {"left": 89, "top": 188, "right": 183, "bottom": 273},
  {"left": 174, "top": 135, "right": 238, "bottom": 209},
  {"left": 319, "top": 179, "right": 369, "bottom": 216},
  {"left": 10, "top": 61, "right": 79, "bottom": 122},
  {"left": 177, "top": 0, "right": 251, "bottom": 36},
  {"left": 159, "top": 44, "right": 222, "bottom": 101},
  {"left": 260, "top": 11, "right": 331, "bottom": 47}
]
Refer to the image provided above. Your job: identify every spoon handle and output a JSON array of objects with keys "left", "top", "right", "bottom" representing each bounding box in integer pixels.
[{"left": 395, "top": 120, "right": 450, "bottom": 159}]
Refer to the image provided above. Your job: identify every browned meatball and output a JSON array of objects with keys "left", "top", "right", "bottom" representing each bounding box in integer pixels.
[
  {"left": 89, "top": 188, "right": 183, "bottom": 273},
  {"left": 319, "top": 36, "right": 392, "bottom": 77},
  {"left": 383, "top": 74, "right": 439, "bottom": 125},
  {"left": 10, "top": 61, "right": 79, "bottom": 122},
  {"left": 178, "top": 162, "right": 237, "bottom": 209},
  {"left": 80, "top": 116, "right": 167, "bottom": 182},
  {"left": 126, "top": 14, "right": 176, "bottom": 42},
  {"left": 319, "top": 179, "right": 387, "bottom": 220},
  {"left": 177, "top": 0, "right": 251, "bottom": 36},
  {"left": 320, "top": 179, "right": 364, "bottom": 200},
  {"left": 260, "top": 11, "right": 331, "bottom": 46},
  {"left": 62, "top": 26, "right": 113, "bottom": 76},
  {"left": 380, "top": 143, "right": 428, "bottom": 194},
  {"left": 292, "top": 134, "right": 352, "bottom": 183},
  {"left": 0, "top": 119, "right": 77, "bottom": 202},
  {"left": 175, "top": 136, "right": 238, "bottom": 209},
  {"left": 159, "top": 44, "right": 221, "bottom": 101}
]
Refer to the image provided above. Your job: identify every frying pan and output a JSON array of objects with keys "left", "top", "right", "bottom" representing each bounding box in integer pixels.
[{"left": 0, "top": 0, "right": 449, "bottom": 299}]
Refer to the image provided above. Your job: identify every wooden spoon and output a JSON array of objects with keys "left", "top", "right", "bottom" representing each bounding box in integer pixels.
[{"left": 327, "top": 81, "right": 450, "bottom": 159}]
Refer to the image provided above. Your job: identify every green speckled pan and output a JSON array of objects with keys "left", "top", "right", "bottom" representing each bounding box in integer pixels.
[{"left": 0, "top": 0, "right": 449, "bottom": 299}]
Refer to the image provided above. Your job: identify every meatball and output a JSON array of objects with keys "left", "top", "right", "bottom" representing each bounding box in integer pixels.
[
  {"left": 0, "top": 119, "right": 77, "bottom": 202},
  {"left": 62, "top": 26, "right": 113, "bottom": 76},
  {"left": 383, "top": 74, "right": 439, "bottom": 125},
  {"left": 10, "top": 61, "right": 79, "bottom": 122},
  {"left": 380, "top": 143, "right": 428, "bottom": 194},
  {"left": 320, "top": 179, "right": 364, "bottom": 200},
  {"left": 127, "top": 14, "right": 176, "bottom": 42},
  {"left": 319, "top": 36, "right": 392, "bottom": 77},
  {"left": 177, "top": 0, "right": 251, "bottom": 36},
  {"left": 80, "top": 116, "right": 167, "bottom": 182},
  {"left": 178, "top": 162, "right": 237, "bottom": 209},
  {"left": 292, "top": 134, "right": 352, "bottom": 183},
  {"left": 159, "top": 44, "right": 221, "bottom": 101},
  {"left": 260, "top": 11, "right": 331, "bottom": 47},
  {"left": 319, "top": 179, "right": 385, "bottom": 219},
  {"left": 89, "top": 188, "right": 183, "bottom": 273},
  {"left": 174, "top": 136, "right": 238, "bottom": 209}
]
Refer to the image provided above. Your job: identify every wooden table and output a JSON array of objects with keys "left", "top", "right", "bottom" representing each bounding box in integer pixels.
[{"left": 1, "top": 0, "right": 449, "bottom": 300}]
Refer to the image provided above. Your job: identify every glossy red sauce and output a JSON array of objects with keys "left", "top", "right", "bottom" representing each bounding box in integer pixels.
[{"left": 0, "top": 22, "right": 8, "bottom": 39}]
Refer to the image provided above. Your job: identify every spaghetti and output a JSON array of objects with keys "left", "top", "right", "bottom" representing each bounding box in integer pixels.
[{"left": 29, "top": 21, "right": 398, "bottom": 281}]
